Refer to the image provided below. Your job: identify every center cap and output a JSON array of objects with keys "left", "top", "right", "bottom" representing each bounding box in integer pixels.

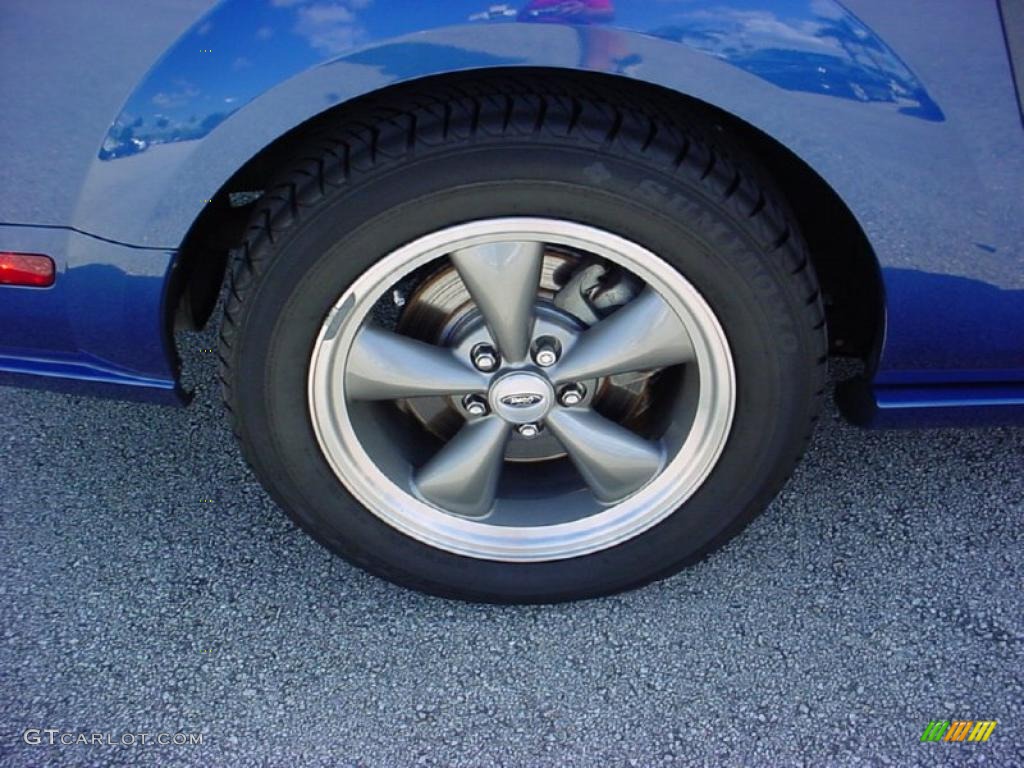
[{"left": 488, "top": 372, "right": 554, "bottom": 424}]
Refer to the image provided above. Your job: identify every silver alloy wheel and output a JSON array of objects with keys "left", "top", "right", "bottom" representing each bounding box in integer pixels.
[{"left": 308, "top": 219, "right": 736, "bottom": 562}]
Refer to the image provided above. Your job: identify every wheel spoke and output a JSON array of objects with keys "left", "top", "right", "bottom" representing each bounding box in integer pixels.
[
  {"left": 451, "top": 240, "right": 544, "bottom": 363},
  {"left": 345, "top": 325, "right": 487, "bottom": 400},
  {"left": 414, "top": 418, "right": 511, "bottom": 518},
  {"left": 551, "top": 287, "right": 694, "bottom": 384},
  {"left": 546, "top": 408, "right": 663, "bottom": 504}
]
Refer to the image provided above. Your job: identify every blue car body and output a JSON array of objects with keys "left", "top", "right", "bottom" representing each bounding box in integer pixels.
[{"left": 1, "top": 0, "right": 1022, "bottom": 425}]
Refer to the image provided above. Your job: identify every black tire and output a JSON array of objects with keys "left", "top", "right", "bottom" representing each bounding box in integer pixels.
[{"left": 219, "top": 73, "right": 827, "bottom": 603}]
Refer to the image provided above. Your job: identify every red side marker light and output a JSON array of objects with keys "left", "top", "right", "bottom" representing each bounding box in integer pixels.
[{"left": 0, "top": 252, "right": 55, "bottom": 287}]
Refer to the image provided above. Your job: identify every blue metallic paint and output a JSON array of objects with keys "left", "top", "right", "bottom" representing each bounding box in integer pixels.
[
  {"left": 0, "top": 0, "right": 1022, "bottom": 423},
  {"left": 0, "top": 224, "right": 182, "bottom": 402}
]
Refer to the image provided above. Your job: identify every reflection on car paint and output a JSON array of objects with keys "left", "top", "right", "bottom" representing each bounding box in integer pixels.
[{"left": 98, "top": 0, "right": 941, "bottom": 161}]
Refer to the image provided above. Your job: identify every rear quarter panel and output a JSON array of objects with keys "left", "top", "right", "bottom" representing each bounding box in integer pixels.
[{"left": 1, "top": 0, "right": 1022, "bottom": 412}]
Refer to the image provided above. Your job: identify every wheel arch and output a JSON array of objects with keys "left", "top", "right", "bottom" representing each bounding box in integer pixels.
[{"left": 170, "top": 67, "right": 884, "bottom": 372}]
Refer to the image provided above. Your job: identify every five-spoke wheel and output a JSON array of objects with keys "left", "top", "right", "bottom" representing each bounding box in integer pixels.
[
  {"left": 221, "top": 77, "right": 825, "bottom": 600},
  {"left": 308, "top": 219, "right": 735, "bottom": 561}
]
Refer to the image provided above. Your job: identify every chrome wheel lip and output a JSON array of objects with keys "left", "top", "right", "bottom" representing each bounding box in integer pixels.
[{"left": 308, "top": 218, "right": 736, "bottom": 563}]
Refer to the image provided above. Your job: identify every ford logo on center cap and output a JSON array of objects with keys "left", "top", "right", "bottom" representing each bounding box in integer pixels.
[{"left": 500, "top": 393, "right": 544, "bottom": 408}]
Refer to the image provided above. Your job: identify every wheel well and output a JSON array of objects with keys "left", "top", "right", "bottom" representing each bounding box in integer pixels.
[
  {"left": 733, "top": 121, "right": 884, "bottom": 362},
  {"left": 170, "top": 68, "right": 883, "bottom": 365}
]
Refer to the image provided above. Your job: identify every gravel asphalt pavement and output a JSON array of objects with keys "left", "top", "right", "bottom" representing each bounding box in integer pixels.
[{"left": 1, "top": 334, "right": 1022, "bottom": 767}]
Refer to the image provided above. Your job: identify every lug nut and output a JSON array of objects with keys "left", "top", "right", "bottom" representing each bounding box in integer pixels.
[
  {"left": 462, "top": 394, "right": 489, "bottom": 417},
  {"left": 532, "top": 337, "right": 561, "bottom": 368},
  {"left": 535, "top": 348, "right": 557, "bottom": 367},
  {"left": 471, "top": 343, "right": 499, "bottom": 372},
  {"left": 558, "top": 384, "right": 586, "bottom": 407},
  {"left": 517, "top": 423, "right": 541, "bottom": 439}
]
